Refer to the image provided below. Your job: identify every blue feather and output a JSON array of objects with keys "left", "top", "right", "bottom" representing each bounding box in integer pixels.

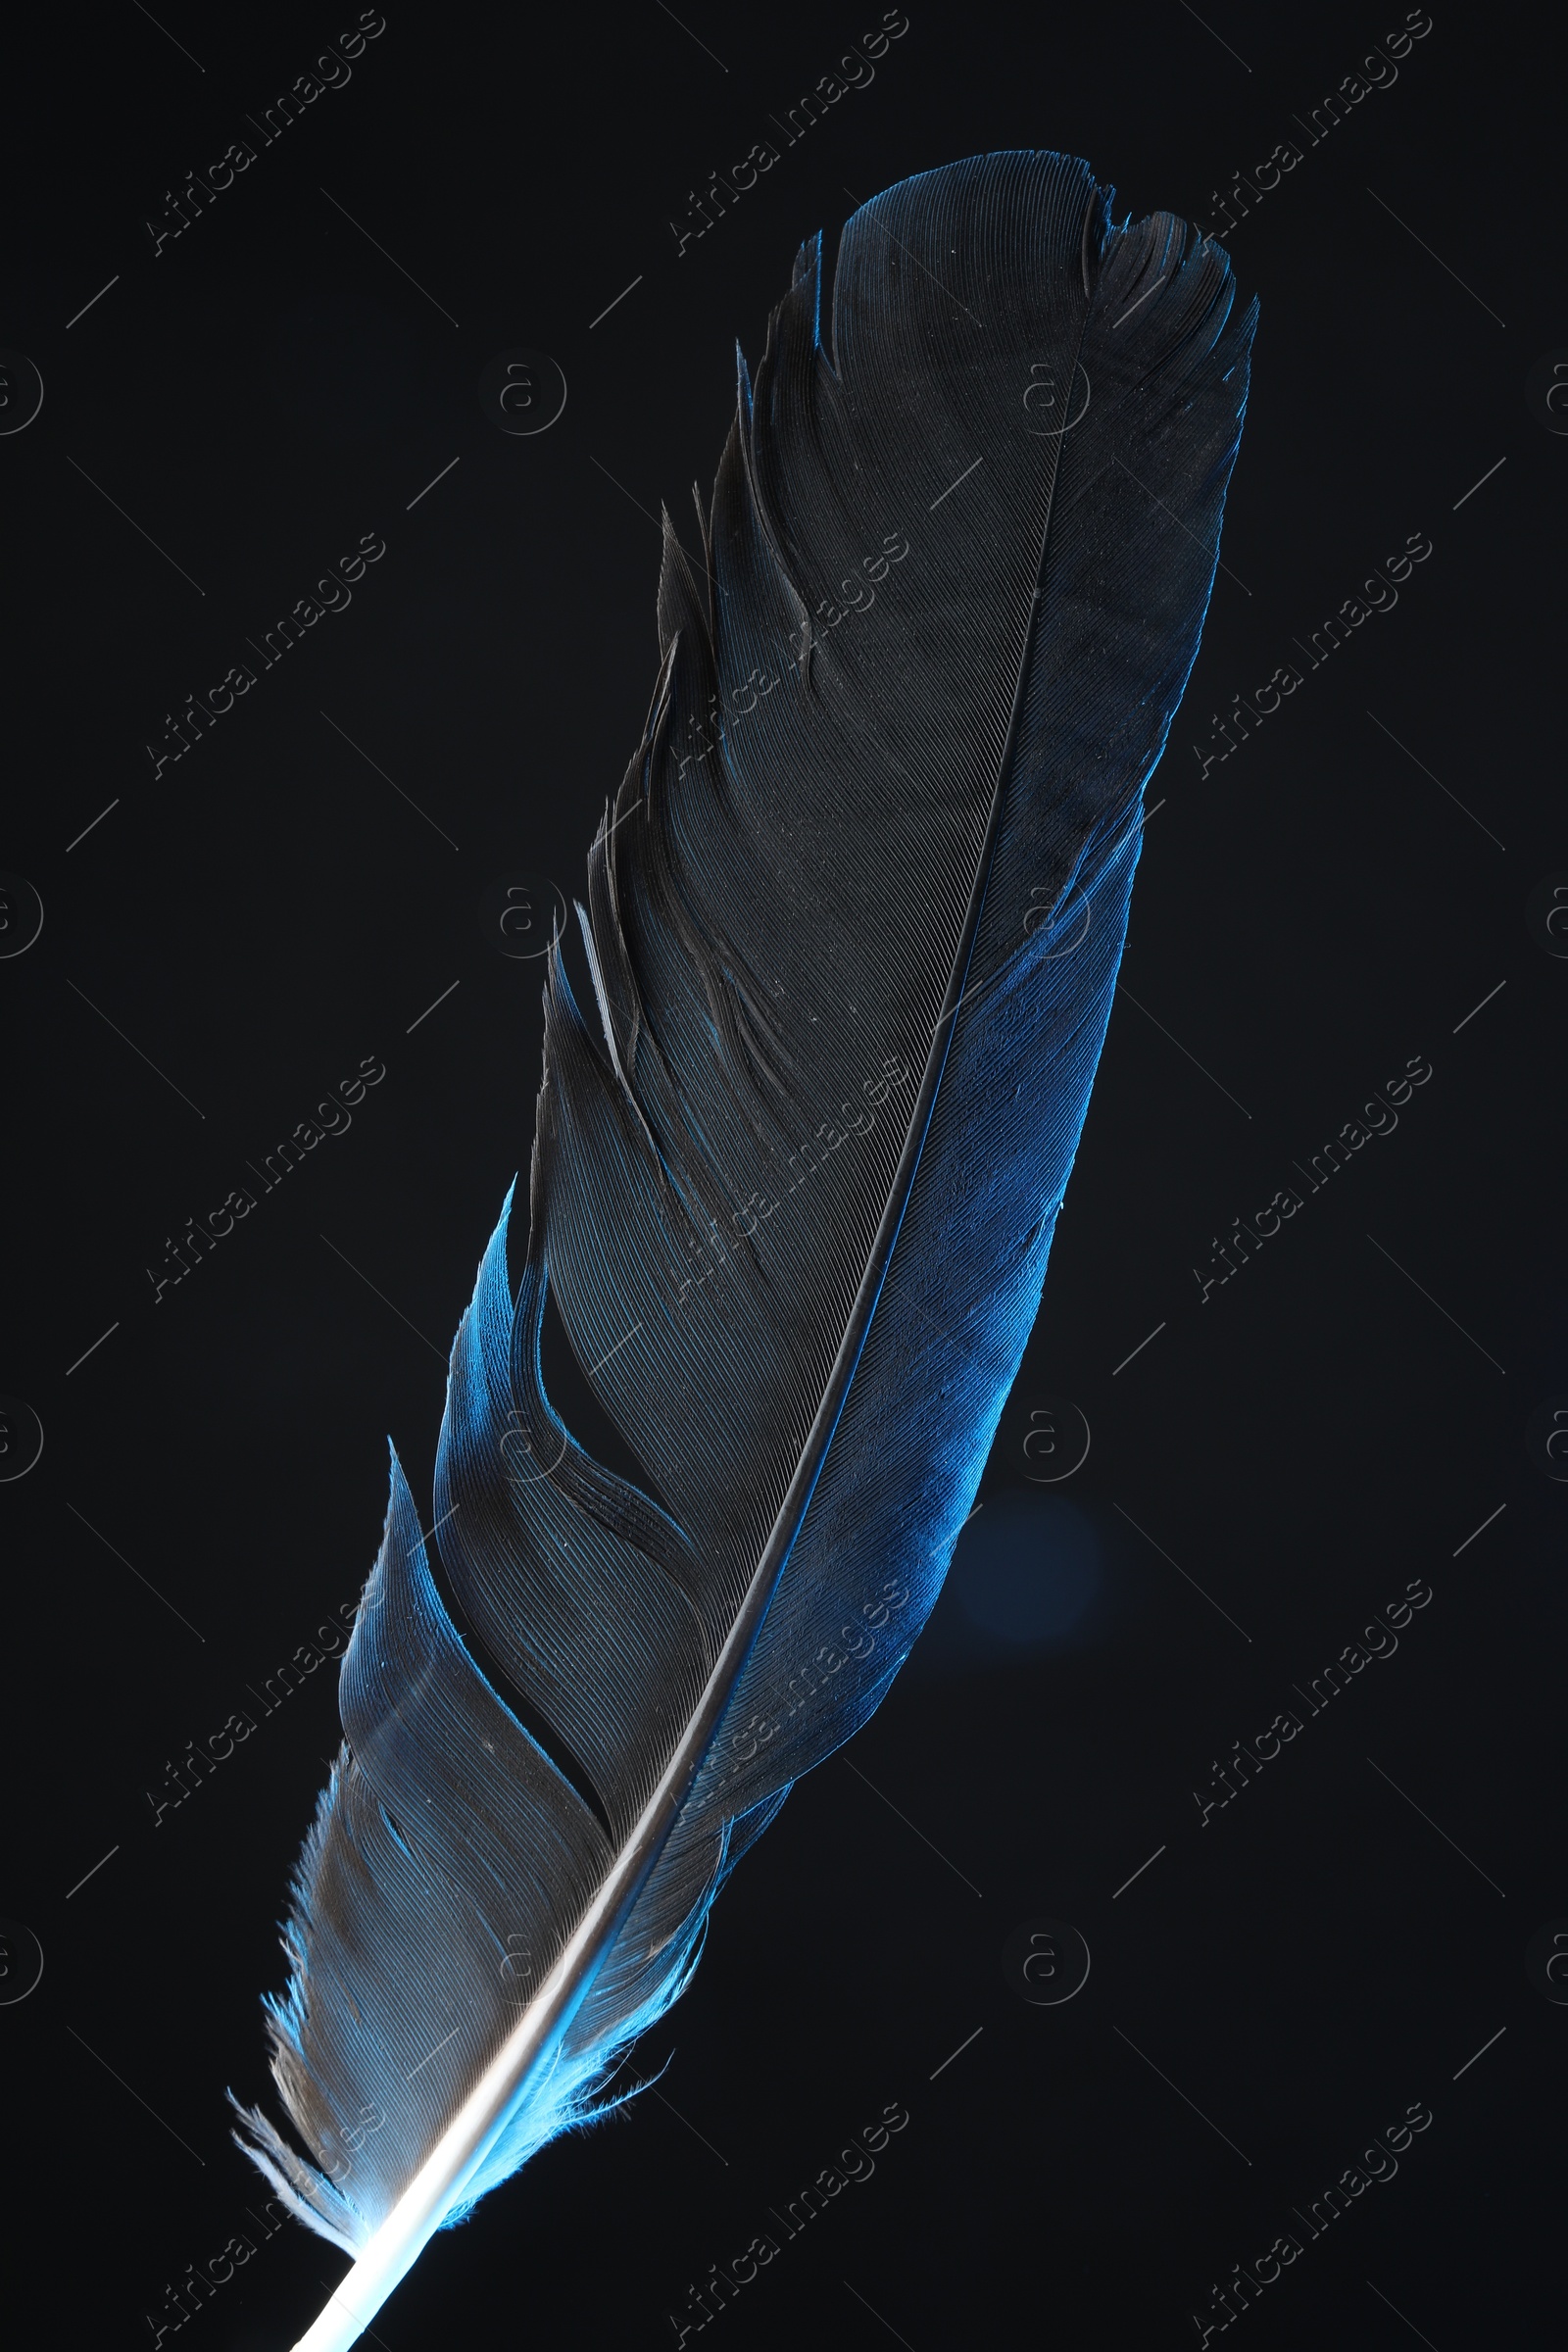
[{"left": 234, "top": 150, "right": 1252, "bottom": 2348}]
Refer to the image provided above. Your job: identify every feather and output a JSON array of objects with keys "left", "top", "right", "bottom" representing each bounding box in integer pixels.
[{"left": 235, "top": 148, "right": 1253, "bottom": 2350}]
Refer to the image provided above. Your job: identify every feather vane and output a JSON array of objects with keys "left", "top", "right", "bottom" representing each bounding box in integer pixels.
[{"left": 234, "top": 149, "right": 1253, "bottom": 2351}]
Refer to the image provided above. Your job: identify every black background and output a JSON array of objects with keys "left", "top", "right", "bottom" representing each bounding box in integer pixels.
[{"left": 2, "top": 2, "right": 1562, "bottom": 2346}]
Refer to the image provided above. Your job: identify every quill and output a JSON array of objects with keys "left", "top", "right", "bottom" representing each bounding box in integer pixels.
[{"left": 236, "top": 149, "right": 1252, "bottom": 2349}]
